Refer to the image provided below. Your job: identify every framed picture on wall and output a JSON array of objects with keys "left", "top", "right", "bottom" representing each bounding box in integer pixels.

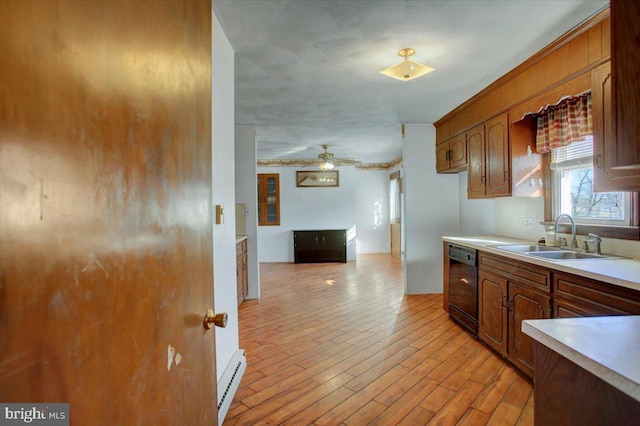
[{"left": 296, "top": 170, "right": 339, "bottom": 187}]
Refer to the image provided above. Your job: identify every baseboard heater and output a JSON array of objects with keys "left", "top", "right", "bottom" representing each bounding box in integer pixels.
[{"left": 217, "top": 349, "right": 246, "bottom": 425}]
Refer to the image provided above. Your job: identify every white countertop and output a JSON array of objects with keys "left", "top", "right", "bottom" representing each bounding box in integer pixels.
[
  {"left": 522, "top": 316, "right": 640, "bottom": 401},
  {"left": 442, "top": 235, "right": 640, "bottom": 291}
]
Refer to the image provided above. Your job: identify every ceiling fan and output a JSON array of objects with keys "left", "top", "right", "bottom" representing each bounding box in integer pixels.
[{"left": 315, "top": 145, "right": 360, "bottom": 170}]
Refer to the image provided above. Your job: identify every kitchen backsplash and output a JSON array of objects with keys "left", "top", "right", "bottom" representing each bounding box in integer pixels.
[{"left": 494, "top": 197, "right": 640, "bottom": 259}]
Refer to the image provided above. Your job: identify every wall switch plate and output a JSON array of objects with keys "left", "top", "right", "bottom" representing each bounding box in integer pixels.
[{"left": 524, "top": 217, "right": 534, "bottom": 230}]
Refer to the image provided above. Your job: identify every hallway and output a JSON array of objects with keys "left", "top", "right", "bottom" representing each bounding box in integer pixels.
[{"left": 225, "top": 254, "right": 533, "bottom": 425}]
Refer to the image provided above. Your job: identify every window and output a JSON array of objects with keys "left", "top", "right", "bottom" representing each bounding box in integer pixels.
[
  {"left": 552, "top": 137, "right": 631, "bottom": 226},
  {"left": 257, "top": 173, "right": 280, "bottom": 226}
]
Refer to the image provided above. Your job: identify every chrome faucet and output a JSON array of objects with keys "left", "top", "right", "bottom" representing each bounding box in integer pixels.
[
  {"left": 585, "top": 233, "right": 602, "bottom": 255},
  {"left": 554, "top": 214, "right": 578, "bottom": 249}
]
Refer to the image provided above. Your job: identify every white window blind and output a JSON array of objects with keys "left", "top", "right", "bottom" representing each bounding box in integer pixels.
[{"left": 550, "top": 136, "right": 593, "bottom": 169}]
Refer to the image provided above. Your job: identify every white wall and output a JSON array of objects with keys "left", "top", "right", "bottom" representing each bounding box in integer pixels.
[
  {"left": 458, "top": 171, "right": 495, "bottom": 236},
  {"left": 235, "top": 126, "right": 260, "bottom": 299},
  {"left": 257, "top": 166, "right": 359, "bottom": 262},
  {"left": 212, "top": 13, "right": 239, "bottom": 381},
  {"left": 355, "top": 169, "right": 390, "bottom": 254},
  {"left": 403, "top": 124, "right": 460, "bottom": 294}
]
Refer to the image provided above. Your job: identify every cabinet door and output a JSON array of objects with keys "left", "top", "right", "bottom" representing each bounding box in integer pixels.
[
  {"left": 485, "top": 113, "right": 510, "bottom": 197},
  {"left": 294, "top": 231, "right": 319, "bottom": 248},
  {"left": 241, "top": 250, "right": 248, "bottom": 299},
  {"left": 478, "top": 270, "right": 507, "bottom": 356},
  {"left": 508, "top": 283, "right": 550, "bottom": 378},
  {"left": 611, "top": 0, "right": 640, "bottom": 170},
  {"left": 592, "top": 61, "right": 640, "bottom": 191},
  {"left": 236, "top": 252, "right": 244, "bottom": 306},
  {"left": 258, "top": 174, "right": 280, "bottom": 225},
  {"left": 321, "top": 230, "right": 345, "bottom": 248},
  {"left": 436, "top": 141, "right": 451, "bottom": 173},
  {"left": 467, "top": 124, "right": 486, "bottom": 199},
  {"left": 449, "top": 134, "right": 467, "bottom": 168}
]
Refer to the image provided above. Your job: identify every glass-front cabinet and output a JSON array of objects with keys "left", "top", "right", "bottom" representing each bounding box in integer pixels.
[{"left": 257, "top": 173, "right": 280, "bottom": 226}]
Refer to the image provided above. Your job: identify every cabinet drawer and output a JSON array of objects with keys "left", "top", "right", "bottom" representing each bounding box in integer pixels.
[
  {"left": 554, "top": 272, "right": 640, "bottom": 315},
  {"left": 479, "top": 252, "right": 551, "bottom": 292}
]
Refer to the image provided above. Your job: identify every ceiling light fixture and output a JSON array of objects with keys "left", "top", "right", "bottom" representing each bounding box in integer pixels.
[
  {"left": 379, "top": 48, "right": 435, "bottom": 81},
  {"left": 317, "top": 144, "right": 336, "bottom": 171}
]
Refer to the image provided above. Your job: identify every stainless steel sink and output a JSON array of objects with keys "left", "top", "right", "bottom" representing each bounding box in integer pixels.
[
  {"left": 526, "top": 251, "right": 606, "bottom": 260},
  {"left": 491, "top": 244, "right": 621, "bottom": 260},
  {"left": 491, "top": 244, "right": 559, "bottom": 253}
]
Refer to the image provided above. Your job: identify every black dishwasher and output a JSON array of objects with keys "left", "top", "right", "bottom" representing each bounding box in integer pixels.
[{"left": 448, "top": 243, "right": 478, "bottom": 336}]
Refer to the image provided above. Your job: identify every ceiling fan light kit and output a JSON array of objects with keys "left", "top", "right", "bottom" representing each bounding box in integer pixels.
[
  {"left": 379, "top": 48, "right": 435, "bottom": 81},
  {"left": 315, "top": 144, "right": 359, "bottom": 169}
]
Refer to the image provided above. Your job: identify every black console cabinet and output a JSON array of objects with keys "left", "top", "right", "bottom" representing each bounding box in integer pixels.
[{"left": 293, "top": 230, "right": 347, "bottom": 264}]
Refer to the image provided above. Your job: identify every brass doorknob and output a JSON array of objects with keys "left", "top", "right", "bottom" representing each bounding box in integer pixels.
[{"left": 204, "top": 309, "right": 228, "bottom": 329}]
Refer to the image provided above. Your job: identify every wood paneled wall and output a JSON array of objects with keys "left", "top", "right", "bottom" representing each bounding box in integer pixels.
[{"left": 436, "top": 10, "right": 610, "bottom": 142}]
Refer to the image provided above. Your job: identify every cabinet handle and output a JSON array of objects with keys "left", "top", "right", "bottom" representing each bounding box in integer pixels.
[
  {"left": 446, "top": 150, "right": 451, "bottom": 161},
  {"left": 315, "top": 236, "right": 318, "bottom": 244},
  {"left": 481, "top": 176, "right": 486, "bottom": 185},
  {"left": 322, "top": 236, "right": 325, "bottom": 244},
  {"left": 503, "top": 171, "right": 509, "bottom": 183},
  {"left": 595, "top": 154, "right": 603, "bottom": 169},
  {"left": 507, "top": 299, "right": 514, "bottom": 312},
  {"left": 501, "top": 295, "right": 508, "bottom": 308}
]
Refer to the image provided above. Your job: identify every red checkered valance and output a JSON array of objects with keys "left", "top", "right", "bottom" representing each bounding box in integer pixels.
[{"left": 535, "top": 93, "right": 592, "bottom": 154}]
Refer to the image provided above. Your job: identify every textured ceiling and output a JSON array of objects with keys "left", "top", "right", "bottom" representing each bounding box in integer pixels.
[{"left": 213, "top": 0, "right": 608, "bottom": 163}]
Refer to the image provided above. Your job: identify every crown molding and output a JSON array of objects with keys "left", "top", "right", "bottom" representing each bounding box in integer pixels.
[{"left": 257, "top": 157, "right": 403, "bottom": 170}]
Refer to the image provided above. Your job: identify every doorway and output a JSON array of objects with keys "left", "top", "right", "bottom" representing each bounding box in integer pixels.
[{"left": 390, "top": 170, "right": 402, "bottom": 259}]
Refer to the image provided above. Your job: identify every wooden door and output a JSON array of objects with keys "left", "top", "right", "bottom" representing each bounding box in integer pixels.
[
  {"left": 466, "top": 124, "right": 486, "bottom": 198},
  {"left": 478, "top": 271, "right": 508, "bottom": 356},
  {"left": 592, "top": 61, "right": 640, "bottom": 191},
  {"left": 508, "top": 283, "right": 550, "bottom": 378},
  {"left": 485, "top": 113, "right": 510, "bottom": 197},
  {"left": 0, "top": 1, "right": 216, "bottom": 424}
]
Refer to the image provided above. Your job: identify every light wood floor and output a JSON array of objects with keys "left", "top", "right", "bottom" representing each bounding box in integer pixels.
[{"left": 225, "top": 254, "right": 533, "bottom": 425}]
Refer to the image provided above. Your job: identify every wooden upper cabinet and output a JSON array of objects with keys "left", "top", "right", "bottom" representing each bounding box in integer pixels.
[
  {"left": 467, "top": 113, "right": 510, "bottom": 199},
  {"left": 610, "top": 0, "right": 640, "bottom": 171},
  {"left": 592, "top": 61, "right": 640, "bottom": 191},
  {"left": 589, "top": 1, "right": 640, "bottom": 192},
  {"left": 436, "top": 133, "right": 467, "bottom": 173},
  {"left": 485, "top": 114, "right": 510, "bottom": 197},
  {"left": 467, "top": 124, "right": 485, "bottom": 198}
]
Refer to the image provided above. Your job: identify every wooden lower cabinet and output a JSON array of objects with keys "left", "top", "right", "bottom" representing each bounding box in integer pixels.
[
  {"left": 478, "top": 271, "right": 508, "bottom": 356},
  {"left": 236, "top": 239, "right": 248, "bottom": 306},
  {"left": 478, "top": 253, "right": 551, "bottom": 378},
  {"left": 508, "top": 283, "right": 550, "bottom": 376},
  {"left": 554, "top": 271, "right": 640, "bottom": 317},
  {"left": 293, "top": 230, "right": 347, "bottom": 263},
  {"left": 474, "top": 250, "right": 640, "bottom": 378}
]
